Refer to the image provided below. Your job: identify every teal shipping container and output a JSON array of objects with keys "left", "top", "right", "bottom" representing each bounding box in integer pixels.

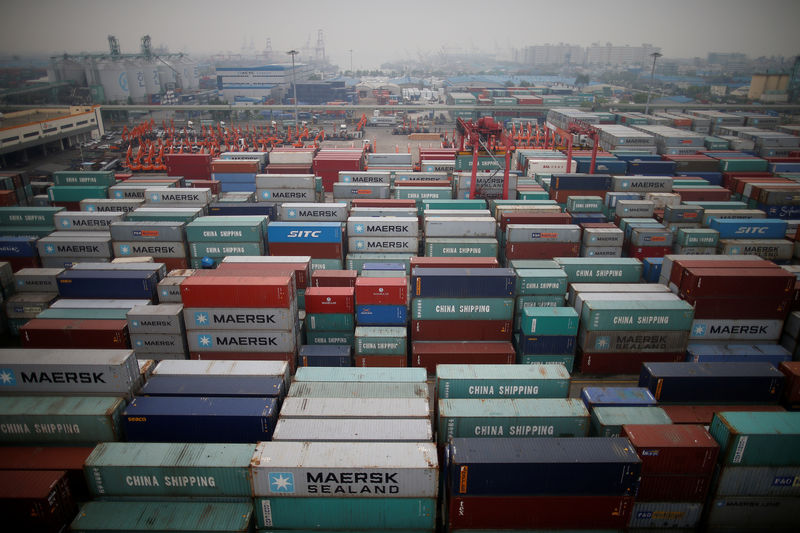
[
  {"left": 185, "top": 216, "right": 267, "bottom": 242},
  {"left": 424, "top": 237, "right": 499, "bottom": 258},
  {"left": 305, "top": 331, "right": 355, "bottom": 346},
  {"left": 554, "top": 257, "right": 642, "bottom": 283},
  {"left": 48, "top": 185, "right": 109, "bottom": 202},
  {"left": 437, "top": 398, "right": 590, "bottom": 442},
  {"left": 590, "top": 406, "right": 672, "bottom": 437},
  {"left": 354, "top": 327, "right": 407, "bottom": 356},
  {"left": 0, "top": 396, "right": 125, "bottom": 444},
  {"left": 52, "top": 170, "right": 116, "bottom": 186},
  {"left": 515, "top": 269, "right": 568, "bottom": 295},
  {"left": 0, "top": 206, "right": 64, "bottom": 226},
  {"left": 254, "top": 497, "right": 435, "bottom": 530},
  {"left": 517, "top": 354, "right": 575, "bottom": 370},
  {"left": 288, "top": 382, "right": 429, "bottom": 400},
  {"left": 581, "top": 300, "right": 695, "bottom": 331},
  {"left": 304, "top": 313, "right": 354, "bottom": 331},
  {"left": 294, "top": 367, "right": 425, "bottom": 383},
  {"left": 520, "top": 307, "right": 579, "bottom": 336},
  {"left": 412, "top": 298, "right": 513, "bottom": 320},
  {"left": 70, "top": 501, "right": 253, "bottom": 532},
  {"left": 84, "top": 442, "right": 256, "bottom": 497},
  {"left": 709, "top": 411, "right": 800, "bottom": 466},
  {"left": 436, "top": 364, "right": 570, "bottom": 399}
]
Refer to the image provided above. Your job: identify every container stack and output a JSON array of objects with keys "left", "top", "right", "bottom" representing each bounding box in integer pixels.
[
  {"left": 37, "top": 230, "right": 113, "bottom": 269},
  {"left": 710, "top": 217, "right": 792, "bottom": 263},
  {"left": 424, "top": 210, "right": 498, "bottom": 259},
  {"left": 628, "top": 222, "right": 674, "bottom": 259},
  {"left": 313, "top": 148, "right": 365, "bottom": 192},
  {"left": 110, "top": 219, "right": 187, "bottom": 270},
  {"left": 266, "top": 147, "right": 315, "bottom": 175},
  {"left": 673, "top": 227, "right": 719, "bottom": 255},
  {"left": 127, "top": 303, "right": 187, "bottom": 360},
  {"left": 581, "top": 223, "right": 624, "bottom": 257},
  {"left": 257, "top": 173, "right": 318, "bottom": 204},
  {"left": 304, "top": 285, "right": 355, "bottom": 352},
  {"left": 5, "top": 266, "right": 62, "bottom": 335},
  {"left": 510, "top": 260, "right": 568, "bottom": 326},
  {"left": 268, "top": 221, "right": 345, "bottom": 270},
  {"left": 348, "top": 215, "right": 419, "bottom": 257},
  {"left": 0, "top": 170, "right": 32, "bottom": 206},
  {"left": 354, "top": 275, "right": 408, "bottom": 367},
  {"left": 47, "top": 171, "right": 116, "bottom": 211},
  {"left": 705, "top": 411, "right": 800, "bottom": 531},
  {"left": 185, "top": 215, "right": 267, "bottom": 268},
  {"left": 549, "top": 173, "right": 612, "bottom": 204},
  {"left": 302, "top": 269, "right": 356, "bottom": 367},
  {"left": 515, "top": 306, "right": 579, "bottom": 371},
  {"left": 211, "top": 158, "right": 258, "bottom": 194}
]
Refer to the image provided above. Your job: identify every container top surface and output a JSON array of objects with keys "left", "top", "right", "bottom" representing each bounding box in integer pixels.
[
  {"left": 0, "top": 395, "right": 124, "bottom": 415},
  {"left": 581, "top": 387, "right": 657, "bottom": 404},
  {"left": 622, "top": 424, "right": 718, "bottom": 448},
  {"left": 123, "top": 396, "right": 276, "bottom": 417},
  {"left": 293, "top": 367, "right": 426, "bottom": 383},
  {"left": 272, "top": 418, "right": 433, "bottom": 441},
  {"left": 0, "top": 348, "right": 134, "bottom": 365},
  {"left": 86, "top": 442, "right": 256, "bottom": 468},
  {"left": 436, "top": 364, "right": 570, "bottom": 380},
  {"left": 713, "top": 411, "right": 800, "bottom": 435},
  {"left": 251, "top": 441, "right": 437, "bottom": 469},
  {"left": 592, "top": 407, "right": 673, "bottom": 425},
  {"left": 449, "top": 437, "right": 640, "bottom": 464},
  {"left": 288, "top": 382, "right": 429, "bottom": 399},
  {"left": 644, "top": 362, "right": 785, "bottom": 378},
  {"left": 140, "top": 375, "right": 284, "bottom": 396},
  {"left": 0, "top": 446, "right": 95, "bottom": 469}
]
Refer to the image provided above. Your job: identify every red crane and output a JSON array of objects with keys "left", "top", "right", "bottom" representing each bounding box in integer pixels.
[{"left": 456, "top": 117, "right": 515, "bottom": 200}]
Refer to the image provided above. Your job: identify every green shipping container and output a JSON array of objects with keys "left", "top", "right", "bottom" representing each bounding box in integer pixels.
[
  {"left": 0, "top": 207, "right": 64, "bottom": 226},
  {"left": 355, "top": 326, "right": 407, "bottom": 356},
  {"left": 566, "top": 196, "right": 604, "bottom": 213},
  {"left": 508, "top": 259, "right": 561, "bottom": 270},
  {"left": 421, "top": 199, "right": 486, "bottom": 211},
  {"left": 554, "top": 257, "right": 643, "bottom": 283},
  {"left": 310, "top": 258, "right": 344, "bottom": 272},
  {"left": 52, "top": 171, "right": 116, "bottom": 187},
  {"left": 48, "top": 185, "right": 109, "bottom": 202},
  {"left": 676, "top": 228, "right": 720, "bottom": 247},
  {"left": 36, "top": 308, "right": 130, "bottom": 320},
  {"left": 394, "top": 187, "right": 452, "bottom": 201},
  {"left": 412, "top": 297, "right": 513, "bottom": 320},
  {"left": 305, "top": 313, "right": 354, "bottom": 331},
  {"left": 0, "top": 225, "right": 57, "bottom": 238},
  {"left": 305, "top": 330, "right": 355, "bottom": 346},
  {"left": 517, "top": 354, "right": 575, "bottom": 372},
  {"left": 70, "top": 501, "right": 253, "bottom": 532},
  {"left": 709, "top": 411, "right": 800, "bottom": 466},
  {"left": 424, "top": 237, "right": 498, "bottom": 258},
  {"left": 515, "top": 269, "right": 568, "bottom": 295},
  {"left": 517, "top": 190, "right": 550, "bottom": 200},
  {"left": 718, "top": 158, "right": 769, "bottom": 173},
  {"left": 580, "top": 299, "right": 695, "bottom": 332},
  {"left": 437, "top": 398, "right": 589, "bottom": 442},
  {"left": 254, "top": 498, "right": 435, "bottom": 530},
  {"left": 84, "top": 442, "right": 256, "bottom": 497},
  {"left": 287, "top": 382, "right": 429, "bottom": 400},
  {"left": 190, "top": 241, "right": 265, "bottom": 258},
  {"left": 0, "top": 395, "right": 125, "bottom": 444},
  {"left": 436, "top": 364, "right": 570, "bottom": 399},
  {"left": 185, "top": 216, "right": 267, "bottom": 242},
  {"left": 590, "top": 406, "right": 673, "bottom": 437},
  {"left": 520, "top": 307, "right": 579, "bottom": 336}
]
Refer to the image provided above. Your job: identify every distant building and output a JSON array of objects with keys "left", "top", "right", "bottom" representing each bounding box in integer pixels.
[
  {"left": 516, "top": 44, "right": 586, "bottom": 66},
  {"left": 586, "top": 43, "right": 661, "bottom": 67},
  {"left": 291, "top": 81, "right": 355, "bottom": 104},
  {"left": 748, "top": 72, "right": 790, "bottom": 101},
  {"left": 216, "top": 64, "right": 312, "bottom": 103}
]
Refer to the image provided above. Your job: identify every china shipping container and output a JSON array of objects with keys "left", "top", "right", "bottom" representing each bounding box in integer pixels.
[
  {"left": 70, "top": 501, "right": 253, "bottom": 532},
  {"left": 436, "top": 364, "right": 569, "bottom": 399}
]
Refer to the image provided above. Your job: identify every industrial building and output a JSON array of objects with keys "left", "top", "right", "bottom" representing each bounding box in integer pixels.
[{"left": 215, "top": 64, "right": 313, "bottom": 103}]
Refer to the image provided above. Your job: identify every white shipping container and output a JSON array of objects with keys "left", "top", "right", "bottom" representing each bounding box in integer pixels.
[
  {"left": 287, "top": 382, "right": 429, "bottom": 400},
  {"left": 187, "top": 330, "right": 296, "bottom": 353},
  {"left": 349, "top": 207, "right": 418, "bottom": 218},
  {"left": 255, "top": 174, "right": 315, "bottom": 189},
  {"left": 127, "top": 304, "right": 184, "bottom": 335},
  {"left": 424, "top": 217, "right": 496, "bottom": 238},
  {"left": 279, "top": 203, "right": 347, "bottom": 222},
  {"left": 152, "top": 359, "right": 290, "bottom": 389},
  {"left": 271, "top": 418, "right": 433, "bottom": 442},
  {"left": 183, "top": 307, "right": 296, "bottom": 331},
  {"left": 279, "top": 397, "right": 430, "bottom": 419},
  {"left": 347, "top": 217, "right": 419, "bottom": 237},
  {"left": 144, "top": 187, "right": 211, "bottom": 206}
]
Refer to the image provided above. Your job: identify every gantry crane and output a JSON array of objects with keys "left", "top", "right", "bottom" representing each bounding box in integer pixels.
[{"left": 456, "top": 116, "right": 515, "bottom": 200}]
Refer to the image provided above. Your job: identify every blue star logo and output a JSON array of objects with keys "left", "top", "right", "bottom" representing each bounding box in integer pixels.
[
  {"left": 693, "top": 324, "right": 707, "bottom": 337},
  {"left": 135, "top": 340, "right": 143, "bottom": 347},
  {"left": 354, "top": 224, "right": 365, "bottom": 233},
  {"left": 261, "top": 191, "right": 271, "bottom": 199},
  {"left": 131, "top": 320, "right": 140, "bottom": 327},
  {"left": 44, "top": 244, "right": 55, "bottom": 254},
  {"left": 730, "top": 247, "right": 741, "bottom": 255},
  {"left": 268, "top": 472, "right": 294, "bottom": 493},
  {"left": 343, "top": 176, "right": 352, "bottom": 182},
  {"left": 355, "top": 240, "right": 365, "bottom": 249},
  {"left": 198, "top": 334, "right": 213, "bottom": 347},
  {"left": 595, "top": 336, "right": 611, "bottom": 350},
  {"left": 119, "top": 245, "right": 131, "bottom": 255},
  {"left": 194, "top": 312, "right": 209, "bottom": 326},
  {"left": 160, "top": 289, "right": 169, "bottom": 297},
  {"left": 150, "top": 193, "right": 161, "bottom": 202},
  {"left": 86, "top": 204, "right": 96, "bottom": 212},
  {"left": 0, "top": 369, "right": 17, "bottom": 386},
  {"left": 287, "top": 209, "right": 297, "bottom": 218},
  {"left": 114, "top": 191, "right": 124, "bottom": 199},
  {"left": 60, "top": 219, "right": 71, "bottom": 227}
]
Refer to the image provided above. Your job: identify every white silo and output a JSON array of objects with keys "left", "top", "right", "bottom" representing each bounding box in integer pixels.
[
  {"left": 142, "top": 60, "right": 161, "bottom": 95},
  {"left": 158, "top": 62, "right": 176, "bottom": 91},
  {"left": 126, "top": 59, "right": 147, "bottom": 103},
  {"left": 98, "top": 59, "right": 130, "bottom": 103}
]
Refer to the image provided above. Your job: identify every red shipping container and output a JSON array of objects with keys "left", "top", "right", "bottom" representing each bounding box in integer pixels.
[
  {"left": 673, "top": 187, "right": 731, "bottom": 202},
  {"left": 186, "top": 179, "right": 221, "bottom": 195},
  {"left": 499, "top": 213, "right": 572, "bottom": 231},
  {"left": 268, "top": 242, "right": 342, "bottom": 260},
  {"left": 636, "top": 473, "right": 712, "bottom": 502},
  {"left": 216, "top": 262, "right": 310, "bottom": 290},
  {"left": 668, "top": 258, "right": 775, "bottom": 289},
  {"left": 505, "top": 241, "right": 580, "bottom": 260},
  {"left": 0, "top": 469, "right": 76, "bottom": 531},
  {"left": 51, "top": 201, "right": 81, "bottom": 211},
  {"left": 20, "top": 319, "right": 129, "bottom": 349},
  {"left": 180, "top": 275, "right": 293, "bottom": 308},
  {"left": 154, "top": 257, "right": 190, "bottom": 271},
  {"left": 779, "top": 361, "right": 800, "bottom": 407},
  {"left": 549, "top": 189, "right": 607, "bottom": 203},
  {"left": 304, "top": 287, "right": 355, "bottom": 314},
  {"left": 355, "top": 355, "right": 407, "bottom": 367},
  {"left": 679, "top": 267, "right": 794, "bottom": 300},
  {"left": 621, "top": 424, "right": 719, "bottom": 475},
  {"left": 626, "top": 245, "right": 672, "bottom": 260},
  {"left": 190, "top": 351, "right": 296, "bottom": 374},
  {"left": 311, "top": 269, "right": 358, "bottom": 287},
  {"left": 691, "top": 295, "right": 791, "bottom": 320},
  {"left": 448, "top": 495, "right": 633, "bottom": 530},
  {"left": 210, "top": 160, "right": 259, "bottom": 173},
  {"left": 0, "top": 190, "right": 17, "bottom": 206},
  {"left": 0, "top": 447, "right": 93, "bottom": 501},
  {"left": 2, "top": 257, "right": 41, "bottom": 270},
  {"left": 411, "top": 319, "right": 512, "bottom": 341},
  {"left": 350, "top": 199, "right": 417, "bottom": 209},
  {"left": 724, "top": 173, "right": 776, "bottom": 192},
  {"left": 410, "top": 257, "right": 498, "bottom": 269},
  {"left": 661, "top": 404, "right": 785, "bottom": 425},
  {"left": 354, "top": 277, "right": 407, "bottom": 305},
  {"left": 411, "top": 341, "right": 515, "bottom": 375},
  {"left": 394, "top": 180, "right": 451, "bottom": 188},
  {"left": 576, "top": 350, "right": 685, "bottom": 375}
]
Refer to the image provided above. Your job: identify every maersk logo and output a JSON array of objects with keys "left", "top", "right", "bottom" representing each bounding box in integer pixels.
[
  {"left": 160, "top": 289, "right": 169, "bottom": 298},
  {"left": 353, "top": 224, "right": 365, "bottom": 234},
  {"left": 197, "top": 334, "right": 213, "bottom": 347},
  {"left": 43, "top": 244, "right": 56, "bottom": 255},
  {"left": 131, "top": 320, "right": 140, "bottom": 328},
  {"left": 693, "top": 324, "right": 707, "bottom": 337},
  {"left": 354, "top": 240, "right": 365, "bottom": 249},
  {"left": 261, "top": 191, "right": 272, "bottom": 199},
  {"left": 594, "top": 336, "right": 610, "bottom": 350},
  {"left": 118, "top": 245, "right": 131, "bottom": 256},
  {"left": 134, "top": 339, "right": 144, "bottom": 347},
  {"left": 619, "top": 181, "right": 630, "bottom": 189},
  {"left": 85, "top": 204, "right": 97, "bottom": 212},
  {"left": 149, "top": 193, "right": 161, "bottom": 202},
  {"left": 114, "top": 190, "right": 124, "bottom": 199},
  {"left": 343, "top": 176, "right": 352, "bottom": 182},
  {"left": 269, "top": 472, "right": 294, "bottom": 493},
  {"left": 60, "top": 219, "right": 71, "bottom": 228},
  {"left": 0, "top": 369, "right": 17, "bottom": 386},
  {"left": 286, "top": 208, "right": 298, "bottom": 218},
  {"left": 194, "top": 312, "right": 210, "bottom": 326}
]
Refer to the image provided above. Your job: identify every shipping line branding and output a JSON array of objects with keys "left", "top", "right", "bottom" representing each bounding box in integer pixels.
[
  {"left": 266, "top": 471, "right": 405, "bottom": 495},
  {"left": 118, "top": 474, "right": 218, "bottom": 489},
  {"left": 192, "top": 311, "right": 284, "bottom": 326},
  {"left": 1, "top": 368, "right": 107, "bottom": 386},
  {"left": 195, "top": 334, "right": 282, "bottom": 347},
  {"left": 285, "top": 208, "right": 341, "bottom": 219}
]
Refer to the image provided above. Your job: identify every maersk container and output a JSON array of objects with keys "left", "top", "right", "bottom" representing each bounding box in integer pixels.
[
  {"left": 514, "top": 269, "right": 568, "bottom": 295},
  {"left": 56, "top": 269, "right": 158, "bottom": 300},
  {"left": 581, "top": 300, "right": 694, "bottom": 332},
  {"left": 0, "top": 348, "right": 139, "bottom": 396},
  {"left": 182, "top": 307, "right": 294, "bottom": 332},
  {"left": 579, "top": 328, "right": 689, "bottom": 354},
  {"left": 590, "top": 407, "right": 672, "bottom": 437},
  {"left": 685, "top": 343, "right": 791, "bottom": 367},
  {"left": 152, "top": 360, "right": 290, "bottom": 390},
  {"left": 304, "top": 313, "right": 354, "bottom": 331},
  {"left": 84, "top": 442, "right": 255, "bottom": 497},
  {"left": 288, "top": 382, "right": 429, "bottom": 400},
  {"left": 127, "top": 304, "right": 184, "bottom": 335},
  {"left": 278, "top": 397, "right": 429, "bottom": 419},
  {"left": 294, "top": 367, "right": 424, "bottom": 383},
  {"left": 640, "top": 362, "right": 784, "bottom": 403},
  {"left": 187, "top": 330, "right": 296, "bottom": 353},
  {"left": 581, "top": 387, "right": 657, "bottom": 408},
  {"left": 298, "top": 345, "right": 352, "bottom": 367},
  {"left": 0, "top": 395, "right": 125, "bottom": 444},
  {"left": 412, "top": 298, "right": 513, "bottom": 321},
  {"left": 53, "top": 211, "right": 125, "bottom": 231},
  {"left": 628, "top": 502, "right": 702, "bottom": 529},
  {"left": 254, "top": 497, "right": 435, "bottom": 530},
  {"left": 11, "top": 266, "right": 62, "bottom": 292},
  {"left": 706, "top": 496, "right": 796, "bottom": 529},
  {"left": 424, "top": 217, "right": 496, "bottom": 238},
  {"left": 715, "top": 465, "right": 800, "bottom": 496},
  {"left": 139, "top": 375, "right": 284, "bottom": 399},
  {"left": 347, "top": 216, "right": 418, "bottom": 237},
  {"left": 271, "top": 418, "right": 432, "bottom": 442},
  {"left": 123, "top": 396, "right": 277, "bottom": 443},
  {"left": 437, "top": 398, "right": 590, "bottom": 441},
  {"left": 279, "top": 202, "right": 348, "bottom": 222},
  {"left": 250, "top": 441, "right": 437, "bottom": 497},
  {"left": 709, "top": 411, "right": 800, "bottom": 466},
  {"left": 555, "top": 257, "right": 643, "bottom": 283},
  {"left": 436, "top": 364, "right": 570, "bottom": 399},
  {"left": 411, "top": 267, "right": 515, "bottom": 298},
  {"left": 447, "top": 437, "right": 640, "bottom": 496},
  {"left": 520, "top": 307, "right": 579, "bottom": 336},
  {"left": 70, "top": 501, "right": 253, "bottom": 532}
]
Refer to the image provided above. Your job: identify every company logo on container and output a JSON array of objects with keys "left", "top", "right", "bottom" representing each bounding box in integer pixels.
[
  {"left": 194, "top": 312, "right": 210, "bottom": 325},
  {"left": 197, "top": 334, "right": 213, "bottom": 347},
  {"left": 354, "top": 240, "right": 365, "bottom": 249},
  {"left": 119, "top": 245, "right": 131, "bottom": 256},
  {"left": 353, "top": 224, "right": 365, "bottom": 234},
  {"left": 693, "top": 324, "right": 707, "bottom": 337},
  {"left": 595, "top": 336, "right": 610, "bottom": 350},
  {"left": 131, "top": 320, "right": 140, "bottom": 328},
  {"left": 86, "top": 205, "right": 97, "bottom": 212},
  {"left": 134, "top": 339, "right": 144, "bottom": 347},
  {"left": 286, "top": 209, "right": 298, "bottom": 218},
  {"left": 60, "top": 219, "right": 71, "bottom": 228},
  {"left": 43, "top": 244, "right": 55, "bottom": 255},
  {"left": 269, "top": 472, "right": 294, "bottom": 493},
  {"left": 0, "top": 369, "right": 17, "bottom": 386}
]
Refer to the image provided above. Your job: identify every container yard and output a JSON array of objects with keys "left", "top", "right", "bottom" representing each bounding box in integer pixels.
[{"left": 2, "top": 102, "right": 800, "bottom": 533}]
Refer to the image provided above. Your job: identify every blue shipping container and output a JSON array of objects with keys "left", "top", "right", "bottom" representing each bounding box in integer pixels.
[
  {"left": 123, "top": 396, "right": 278, "bottom": 443},
  {"left": 356, "top": 305, "right": 408, "bottom": 325},
  {"left": 685, "top": 344, "right": 791, "bottom": 367},
  {"left": 0, "top": 237, "right": 38, "bottom": 257},
  {"left": 581, "top": 387, "right": 657, "bottom": 408},
  {"left": 267, "top": 222, "right": 342, "bottom": 243},
  {"left": 57, "top": 270, "right": 158, "bottom": 300},
  {"left": 550, "top": 174, "right": 613, "bottom": 190},
  {"left": 411, "top": 268, "right": 515, "bottom": 298},
  {"left": 139, "top": 375, "right": 285, "bottom": 398},
  {"left": 757, "top": 203, "right": 800, "bottom": 220},
  {"left": 298, "top": 345, "right": 352, "bottom": 367},
  {"left": 707, "top": 218, "right": 788, "bottom": 239},
  {"left": 514, "top": 334, "right": 577, "bottom": 355},
  {"left": 642, "top": 257, "right": 663, "bottom": 283},
  {"left": 570, "top": 213, "right": 607, "bottom": 225}
]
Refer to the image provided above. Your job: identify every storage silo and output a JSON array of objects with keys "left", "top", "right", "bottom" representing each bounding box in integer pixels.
[
  {"left": 176, "top": 57, "right": 199, "bottom": 90},
  {"left": 142, "top": 60, "right": 161, "bottom": 96},
  {"left": 158, "top": 62, "right": 176, "bottom": 91},
  {"left": 52, "top": 57, "right": 88, "bottom": 85},
  {"left": 126, "top": 59, "right": 148, "bottom": 103},
  {"left": 98, "top": 59, "right": 130, "bottom": 103}
]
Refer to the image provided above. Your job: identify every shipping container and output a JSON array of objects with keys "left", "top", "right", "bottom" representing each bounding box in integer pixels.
[
  {"left": 70, "top": 501, "right": 253, "bottom": 532},
  {"left": 621, "top": 424, "right": 718, "bottom": 475},
  {"left": 709, "top": 411, "right": 800, "bottom": 465},
  {"left": 412, "top": 343, "right": 515, "bottom": 375},
  {"left": 288, "top": 382, "right": 429, "bottom": 400},
  {"left": 581, "top": 387, "right": 657, "bottom": 408},
  {"left": 628, "top": 501, "right": 702, "bottom": 529},
  {"left": 706, "top": 496, "right": 796, "bottom": 529},
  {"left": 151, "top": 360, "right": 289, "bottom": 390},
  {"left": 139, "top": 375, "right": 284, "bottom": 398},
  {"left": 590, "top": 407, "right": 672, "bottom": 437},
  {"left": 0, "top": 469, "right": 76, "bottom": 531},
  {"left": 436, "top": 364, "right": 569, "bottom": 399},
  {"left": 271, "top": 418, "right": 432, "bottom": 442},
  {"left": 278, "top": 397, "right": 429, "bottom": 419}
]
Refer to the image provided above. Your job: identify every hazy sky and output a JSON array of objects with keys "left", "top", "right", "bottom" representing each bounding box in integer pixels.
[{"left": 2, "top": 0, "right": 798, "bottom": 68}]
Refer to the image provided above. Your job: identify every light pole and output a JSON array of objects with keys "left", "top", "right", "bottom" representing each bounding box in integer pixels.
[
  {"left": 287, "top": 49, "right": 299, "bottom": 130},
  {"left": 644, "top": 51, "right": 662, "bottom": 115},
  {"left": 348, "top": 49, "right": 353, "bottom": 76}
]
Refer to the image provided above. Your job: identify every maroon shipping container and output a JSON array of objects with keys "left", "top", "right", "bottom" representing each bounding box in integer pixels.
[
  {"left": 663, "top": 154, "right": 721, "bottom": 173},
  {"left": 411, "top": 319, "right": 512, "bottom": 341},
  {"left": 355, "top": 355, "right": 407, "bottom": 367},
  {"left": 180, "top": 275, "right": 294, "bottom": 308},
  {"left": 660, "top": 404, "right": 786, "bottom": 425},
  {"left": 411, "top": 341, "right": 515, "bottom": 375},
  {"left": 679, "top": 267, "right": 794, "bottom": 300},
  {"left": 673, "top": 187, "right": 731, "bottom": 202},
  {"left": 447, "top": 495, "right": 634, "bottom": 529},
  {"left": 165, "top": 154, "right": 212, "bottom": 179},
  {"left": 216, "top": 261, "right": 310, "bottom": 290},
  {"left": 190, "top": 351, "right": 296, "bottom": 373},
  {"left": 627, "top": 245, "right": 672, "bottom": 260},
  {"left": 0, "top": 470, "right": 76, "bottom": 531},
  {"left": 725, "top": 173, "right": 781, "bottom": 193},
  {"left": 504, "top": 242, "right": 580, "bottom": 260},
  {"left": 580, "top": 222, "right": 618, "bottom": 230},
  {"left": 0, "top": 190, "right": 17, "bottom": 206},
  {"left": 668, "top": 258, "right": 775, "bottom": 289},
  {"left": 419, "top": 148, "right": 457, "bottom": 161},
  {"left": 0, "top": 446, "right": 94, "bottom": 501},
  {"left": 2, "top": 257, "right": 41, "bottom": 270},
  {"left": 779, "top": 361, "right": 800, "bottom": 407},
  {"left": 691, "top": 295, "right": 791, "bottom": 320},
  {"left": 186, "top": 179, "right": 221, "bottom": 195},
  {"left": 636, "top": 473, "right": 712, "bottom": 502},
  {"left": 354, "top": 277, "right": 407, "bottom": 305},
  {"left": 210, "top": 160, "right": 259, "bottom": 173},
  {"left": 350, "top": 199, "right": 417, "bottom": 209},
  {"left": 499, "top": 213, "right": 572, "bottom": 231},
  {"left": 394, "top": 180, "right": 451, "bottom": 188},
  {"left": 268, "top": 242, "right": 342, "bottom": 260},
  {"left": 311, "top": 269, "right": 358, "bottom": 287},
  {"left": 155, "top": 257, "right": 189, "bottom": 271},
  {"left": 576, "top": 351, "right": 685, "bottom": 375},
  {"left": 304, "top": 287, "right": 355, "bottom": 314},
  {"left": 410, "top": 257, "right": 499, "bottom": 269},
  {"left": 265, "top": 164, "right": 313, "bottom": 174},
  {"left": 20, "top": 319, "right": 129, "bottom": 349},
  {"left": 621, "top": 424, "right": 719, "bottom": 475},
  {"left": 51, "top": 201, "right": 81, "bottom": 211}
]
